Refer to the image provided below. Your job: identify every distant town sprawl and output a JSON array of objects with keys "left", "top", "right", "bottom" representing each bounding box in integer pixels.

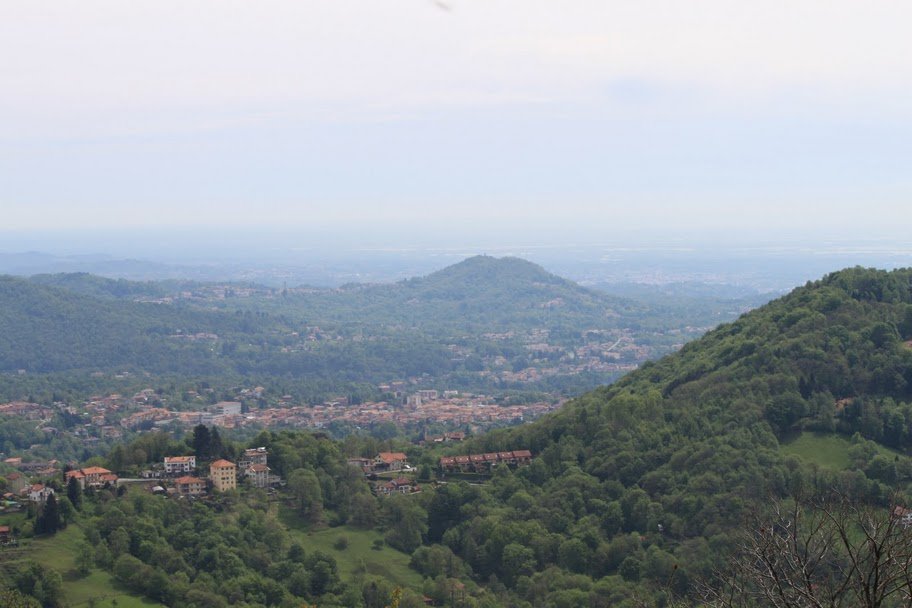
[{"left": 0, "top": 384, "right": 564, "bottom": 447}]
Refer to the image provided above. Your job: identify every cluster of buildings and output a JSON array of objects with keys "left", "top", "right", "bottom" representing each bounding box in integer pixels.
[
  {"left": 0, "top": 466, "right": 119, "bottom": 515},
  {"left": 0, "top": 401, "right": 51, "bottom": 420},
  {"left": 3, "top": 457, "right": 60, "bottom": 480},
  {"left": 307, "top": 395, "right": 560, "bottom": 429},
  {"left": 2, "top": 382, "right": 561, "bottom": 461},
  {"left": 119, "top": 400, "right": 244, "bottom": 430},
  {"left": 347, "top": 451, "right": 411, "bottom": 475},
  {"left": 347, "top": 452, "right": 421, "bottom": 496},
  {"left": 0, "top": 465, "right": 119, "bottom": 516},
  {"left": 349, "top": 447, "right": 537, "bottom": 493},
  {"left": 1, "top": 461, "right": 118, "bottom": 511},
  {"left": 65, "top": 466, "right": 119, "bottom": 489},
  {"left": 112, "top": 392, "right": 560, "bottom": 433},
  {"left": 154, "top": 448, "right": 280, "bottom": 498},
  {"left": 445, "top": 327, "right": 654, "bottom": 384},
  {"left": 426, "top": 431, "right": 466, "bottom": 444}
]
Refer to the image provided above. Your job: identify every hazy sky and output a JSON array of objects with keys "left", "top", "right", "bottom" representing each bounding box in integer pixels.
[{"left": 3, "top": 1, "right": 912, "bottom": 243}]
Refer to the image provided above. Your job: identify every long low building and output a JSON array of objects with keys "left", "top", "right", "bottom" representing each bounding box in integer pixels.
[{"left": 439, "top": 450, "right": 532, "bottom": 473}]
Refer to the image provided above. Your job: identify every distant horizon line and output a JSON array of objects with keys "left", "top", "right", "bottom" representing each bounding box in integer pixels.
[{"left": 1, "top": 227, "right": 909, "bottom": 251}]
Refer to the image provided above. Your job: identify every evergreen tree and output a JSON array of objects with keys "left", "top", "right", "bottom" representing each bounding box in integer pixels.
[
  {"left": 209, "top": 426, "right": 224, "bottom": 460},
  {"left": 191, "top": 424, "right": 211, "bottom": 461},
  {"left": 36, "top": 494, "right": 60, "bottom": 535},
  {"left": 67, "top": 475, "right": 82, "bottom": 511}
]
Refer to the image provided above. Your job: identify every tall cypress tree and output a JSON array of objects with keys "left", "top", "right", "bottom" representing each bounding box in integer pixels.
[
  {"left": 66, "top": 476, "right": 82, "bottom": 511},
  {"left": 36, "top": 494, "right": 60, "bottom": 535},
  {"left": 192, "top": 424, "right": 211, "bottom": 461},
  {"left": 210, "top": 427, "right": 224, "bottom": 460}
]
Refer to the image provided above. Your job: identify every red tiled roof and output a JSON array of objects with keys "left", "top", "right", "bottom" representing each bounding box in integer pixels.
[
  {"left": 210, "top": 459, "right": 236, "bottom": 469},
  {"left": 81, "top": 466, "right": 112, "bottom": 475},
  {"left": 377, "top": 452, "right": 408, "bottom": 463}
]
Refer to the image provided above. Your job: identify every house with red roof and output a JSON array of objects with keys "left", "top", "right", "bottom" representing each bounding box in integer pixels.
[
  {"left": 27, "top": 484, "right": 54, "bottom": 504},
  {"left": 66, "top": 466, "right": 117, "bottom": 489},
  {"left": 374, "top": 452, "right": 409, "bottom": 472},
  {"left": 379, "top": 477, "right": 419, "bottom": 495}
]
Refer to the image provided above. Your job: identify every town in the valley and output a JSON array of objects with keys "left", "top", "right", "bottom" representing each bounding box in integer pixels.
[{"left": 0, "top": 385, "right": 543, "bottom": 543}]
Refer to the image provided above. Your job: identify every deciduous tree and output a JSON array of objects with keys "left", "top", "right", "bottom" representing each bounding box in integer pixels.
[{"left": 704, "top": 493, "right": 912, "bottom": 608}]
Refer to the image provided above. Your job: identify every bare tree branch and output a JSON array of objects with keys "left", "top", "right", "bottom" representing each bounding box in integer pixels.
[{"left": 703, "top": 492, "right": 912, "bottom": 608}]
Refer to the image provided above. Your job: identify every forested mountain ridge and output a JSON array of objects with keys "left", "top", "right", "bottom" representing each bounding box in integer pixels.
[
  {"left": 0, "top": 275, "right": 271, "bottom": 374},
  {"left": 240, "top": 255, "right": 647, "bottom": 334},
  {"left": 2, "top": 257, "right": 750, "bottom": 402},
  {"left": 428, "top": 267, "right": 912, "bottom": 605},
  {"left": 28, "top": 272, "right": 172, "bottom": 300},
  {"left": 21, "top": 256, "right": 744, "bottom": 336}
]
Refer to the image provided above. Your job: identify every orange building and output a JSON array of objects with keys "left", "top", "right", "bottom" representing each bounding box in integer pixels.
[{"left": 209, "top": 459, "right": 237, "bottom": 492}]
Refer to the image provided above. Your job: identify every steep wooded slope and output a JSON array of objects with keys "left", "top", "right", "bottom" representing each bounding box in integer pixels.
[{"left": 436, "top": 267, "right": 912, "bottom": 604}]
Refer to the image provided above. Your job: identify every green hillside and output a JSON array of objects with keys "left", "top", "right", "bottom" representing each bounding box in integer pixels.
[
  {"left": 0, "top": 522, "right": 163, "bottom": 608},
  {"left": 0, "top": 275, "right": 273, "bottom": 375},
  {"left": 24, "top": 256, "right": 644, "bottom": 334},
  {"left": 426, "top": 266, "right": 912, "bottom": 605},
  {"left": 236, "top": 255, "right": 648, "bottom": 334},
  {"left": 1, "top": 257, "right": 749, "bottom": 403},
  {"left": 28, "top": 272, "right": 171, "bottom": 301}
]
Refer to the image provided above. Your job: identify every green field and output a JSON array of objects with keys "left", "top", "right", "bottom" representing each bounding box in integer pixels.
[
  {"left": 780, "top": 432, "right": 901, "bottom": 470},
  {"left": 279, "top": 507, "right": 424, "bottom": 590},
  {"left": 0, "top": 522, "right": 163, "bottom": 608}
]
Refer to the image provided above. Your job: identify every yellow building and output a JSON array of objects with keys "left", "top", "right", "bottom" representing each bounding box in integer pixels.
[{"left": 209, "top": 459, "right": 237, "bottom": 492}]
